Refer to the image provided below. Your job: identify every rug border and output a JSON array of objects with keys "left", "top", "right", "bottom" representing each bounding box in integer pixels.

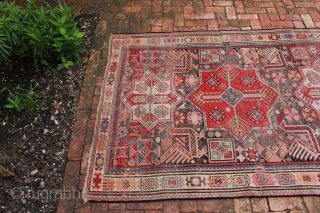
[{"left": 83, "top": 29, "right": 320, "bottom": 202}]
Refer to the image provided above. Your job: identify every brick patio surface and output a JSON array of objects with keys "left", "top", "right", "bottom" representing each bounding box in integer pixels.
[{"left": 14, "top": 0, "right": 320, "bottom": 212}]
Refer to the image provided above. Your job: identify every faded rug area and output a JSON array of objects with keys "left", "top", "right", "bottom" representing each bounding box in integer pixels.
[{"left": 84, "top": 30, "right": 320, "bottom": 201}]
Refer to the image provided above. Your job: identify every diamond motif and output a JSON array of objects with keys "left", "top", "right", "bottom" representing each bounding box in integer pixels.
[{"left": 221, "top": 88, "right": 243, "bottom": 105}]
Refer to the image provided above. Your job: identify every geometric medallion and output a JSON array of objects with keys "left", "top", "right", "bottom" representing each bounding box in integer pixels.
[{"left": 187, "top": 63, "right": 279, "bottom": 140}]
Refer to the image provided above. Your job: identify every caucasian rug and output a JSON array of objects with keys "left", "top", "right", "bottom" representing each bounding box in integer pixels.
[{"left": 84, "top": 30, "right": 320, "bottom": 201}]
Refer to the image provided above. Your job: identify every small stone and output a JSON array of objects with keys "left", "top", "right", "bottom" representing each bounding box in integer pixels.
[
  {"left": 30, "top": 170, "right": 38, "bottom": 176},
  {"left": 22, "top": 146, "right": 27, "bottom": 150},
  {"left": 22, "top": 134, "right": 27, "bottom": 141},
  {"left": 43, "top": 129, "right": 49, "bottom": 134},
  {"left": 40, "top": 181, "right": 45, "bottom": 188},
  {"left": 42, "top": 150, "right": 45, "bottom": 154},
  {"left": 21, "top": 199, "right": 27, "bottom": 205},
  {"left": 54, "top": 119, "right": 59, "bottom": 125}
]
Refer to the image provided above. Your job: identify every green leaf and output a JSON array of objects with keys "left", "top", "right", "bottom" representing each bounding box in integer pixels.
[
  {"left": 61, "top": 15, "right": 66, "bottom": 24},
  {"left": 59, "top": 27, "right": 66, "bottom": 35},
  {"left": 40, "top": 59, "right": 49, "bottom": 67},
  {"left": 4, "top": 104, "right": 15, "bottom": 109},
  {"left": 67, "top": 60, "right": 74, "bottom": 66},
  {"left": 57, "top": 63, "right": 64, "bottom": 70}
]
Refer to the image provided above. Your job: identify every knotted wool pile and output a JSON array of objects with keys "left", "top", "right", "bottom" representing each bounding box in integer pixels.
[{"left": 84, "top": 30, "right": 320, "bottom": 201}]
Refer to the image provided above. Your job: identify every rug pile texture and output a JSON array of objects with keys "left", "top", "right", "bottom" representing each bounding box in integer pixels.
[{"left": 84, "top": 30, "right": 320, "bottom": 201}]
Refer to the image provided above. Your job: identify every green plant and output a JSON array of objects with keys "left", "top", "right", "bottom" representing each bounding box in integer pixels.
[
  {"left": 0, "top": 0, "right": 85, "bottom": 69},
  {"left": 2, "top": 85, "right": 43, "bottom": 112},
  {"left": 8, "top": 128, "right": 17, "bottom": 135}
]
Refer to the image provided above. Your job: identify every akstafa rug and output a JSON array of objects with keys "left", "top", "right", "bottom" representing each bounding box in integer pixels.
[{"left": 84, "top": 30, "right": 320, "bottom": 201}]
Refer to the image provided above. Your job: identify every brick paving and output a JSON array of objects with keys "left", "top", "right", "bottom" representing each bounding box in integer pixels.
[{"left": 13, "top": 0, "right": 320, "bottom": 212}]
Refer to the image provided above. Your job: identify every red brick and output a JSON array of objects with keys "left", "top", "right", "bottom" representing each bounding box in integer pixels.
[
  {"left": 295, "top": 2, "right": 316, "bottom": 8},
  {"left": 288, "top": 8, "right": 308, "bottom": 14},
  {"left": 220, "top": 26, "right": 241, "bottom": 30},
  {"left": 196, "top": 26, "right": 207, "bottom": 31},
  {"left": 197, "top": 199, "right": 234, "bottom": 212},
  {"left": 243, "top": 0, "right": 253, "bottom": 7},
  {"left": 78, "top": 174, "right": 85, "bottom": 190},
  {"left": 308, "top": 8, "right": 320, "bottom": 21},
  {"left": 145, "top": 211, "right": 161, "bottom": 213},
  {"left": 174, "top": 13, "right": 184, "bottom": 26},
  {"left": 181, "top": 200, "right": 197, "bottom": 212},
  {"left": 56, "top": 194, "right": 75, "bottom": 213},
  {"left": 91, "top": 203, "right": 109, "bottom": 213},
  {"left": 238, "top": 14, "right": 258, "bottom": 19},
  {"left": 78, "top": 86, "right": 94, "bottom": 110},
  {"left": 205, "top": 6, "right": 225, "bottom": 13},
  {"left": 94, "top": 21, "right": 107, "bottom": 37},
  {"left": 254, "top": 2, "right": 274, "bottom": 7},
  {"left": 271, "top": 20, "right": 294, "bottom": 28},
  {"left": 130, "top": 13, "right": 141, "bottom": 26},
  {"left": 251, "top": 198, "right": 269, "bottom": 212},
  {"left": 226, "top": 7, "right": 237, "bottom": 19},
  {"left": 246, "top": 7, "right": 266, "bottom": 13},
  {"left": 216, "top": 13, "right": 229, "bottom": 26},
  {"left": 163, "top": 200, "right": 180, "bottom": 213},
  {"left": 267, "top": 7, "right": 277, "bottom": 14},
  {"left": 293, "top": 21, "right": 306, "bottom": 28},
  {"left": 127, "top": 201, "right": 162, "bottom": 210},
  {"left": 84, "top": 119, "right": 95, "bottom": 144},
  {"left": 172, "top": 0, "right": 192, "bottom": 6},
  {"left": 152, "top": 1, "right": 162, "bottom": 12},
  {"left": 269, "top": 13, "right": 280, "bottom": 21},
  {"left": 75, "top": 208, "right": 91, "bottom": 213},
  {"left": 131, "top": 1, "right": 152, "bottom": 7},
  {"left": 315, "top": 21, "right": 320, "bottom": 28},
  {"left": 193, "top": 1, "right": 204, "bottom": 13},
  {"left": 279, "top": 14, "right": 302, "bottom": 20},
  {"left": 207, "top": 20, "right": 219, "bottom": 30},
  {"left": 259, "top": 14, "right": 271, "bottom": 28},
  {"left": 109, "top": 211, "right": 143, "bottom": 213},
  {"left": 234, "top": 198, "right": 252, "bottom": 213},
  {"left": 235, "top": 1, "right": 245, "bottom": 13},
  {"left": 151, "top": 26, "right": 162, "bottom": 32},
  {"left": 283, "top": 0, "right": 295, "bottom": 8},
  {"left": 195, "top": 13, "right": 215, "bottom": 19},
  {"left": 122, "top": 7, "right": 142, "bottom": 13},
  {"left": 90, "top": 95, "right": 100, "bottom": 119},
  {"left": 274, "top": 2, "right": 288, "bottom": 14},
  {"left": 172, "top": 7, "right": 183, "bottom": 12},
  {"left": 184, "top": 6, "right": 194, "bottom": 19},
  {"left": 80, "top": 144, "right": 91, "bottom": 174},
  {"left": 204, "top": 0, "right": 212, "bottom": 6},
  {"left": 162, "top": 19, "right": 173, "bottom": 32},
  {"left": 304, "top": 196, "right": 320, "bottom": 213},
  {"left": 62, "top": 161, "right": 80, "bottom": 191},
  {"left": 185, "top": 20, "right": 206, "bottom": 27},
  {"left": 268, "top": 197, "right": 304, "bottom": 212},
  {"left": 212, "top": 1, "right": 233, "bottom": 6},
  {"left": 109, "top": 203, "right": 126, "bottom": 209},
  {"left": 68, "top": 134, "right": 85, "bottom": 160},
  {"left": 229, "top": 19, "right": 251, "bottom": 27},
  {"left": 174, "top": 26, "right": 196, "bottom": 31},
  {"left": 251, "top": 20, "right": 262, "bottom": 29}
]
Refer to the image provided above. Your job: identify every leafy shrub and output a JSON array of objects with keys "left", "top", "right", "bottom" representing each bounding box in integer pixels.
[{"left": 0, "top": 0, "right": 85, "bottom": 70}]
